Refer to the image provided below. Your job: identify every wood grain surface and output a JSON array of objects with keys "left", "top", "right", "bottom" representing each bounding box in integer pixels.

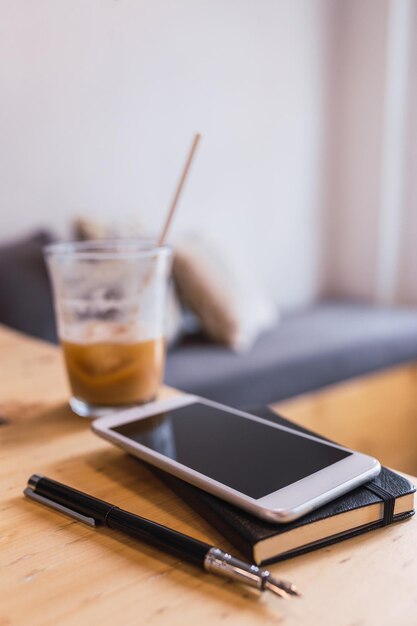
[
  {"left": 273, "top": 363, "right": 417, "bottom": 474},
  {"left": 1, "top": 325, "right": 417, "bottom": 626}
]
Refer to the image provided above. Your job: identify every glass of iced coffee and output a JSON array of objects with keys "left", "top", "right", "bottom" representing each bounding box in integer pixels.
[{"left": 45, "top": 239, "right": 172, "bottom": 417}]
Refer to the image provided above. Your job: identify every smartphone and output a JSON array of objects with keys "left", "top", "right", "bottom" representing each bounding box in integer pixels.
[{"left": 92, "top": 394, "right": 381, "bottom": 523}]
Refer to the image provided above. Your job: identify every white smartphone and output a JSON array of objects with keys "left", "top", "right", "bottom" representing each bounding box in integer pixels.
[{"left": 92, "top": 394, "right": 381, "bottom": 523}]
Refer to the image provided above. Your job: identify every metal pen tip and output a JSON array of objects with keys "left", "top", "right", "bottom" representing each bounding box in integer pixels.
[
  {"left": 204, "top": 548, "right": 300, "bottom": 600},
  {"left": 263, "top": 574, "right": 301, "bottom": 598},
  {"left": 263, "top": 579, "right": 291, "bottom": 599}
]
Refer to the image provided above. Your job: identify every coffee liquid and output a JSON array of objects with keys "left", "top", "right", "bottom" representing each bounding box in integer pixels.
[{"left": 62, "top": 338, "right": 165, "bottom": 406}]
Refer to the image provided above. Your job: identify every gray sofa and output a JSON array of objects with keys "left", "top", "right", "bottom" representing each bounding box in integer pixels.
[
  {"left": 165, "top": 302, "right": 417, "bottom": 405},
  {"left": 3, "top": 231, "right": 417, "bottom": 407}
]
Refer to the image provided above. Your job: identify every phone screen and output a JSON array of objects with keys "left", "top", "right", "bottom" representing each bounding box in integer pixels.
[{"left": 112, "top": 402, "right": 351, "bottom": 499}]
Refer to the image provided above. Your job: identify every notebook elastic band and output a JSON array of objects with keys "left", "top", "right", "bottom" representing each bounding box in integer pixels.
[{"left": 365, "top": 483, "right": 395, "bottom": 525}]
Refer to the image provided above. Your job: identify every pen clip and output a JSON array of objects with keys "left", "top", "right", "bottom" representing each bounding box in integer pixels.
[{"left": 24, "top": 487, "right": 97, "bottom": 527}]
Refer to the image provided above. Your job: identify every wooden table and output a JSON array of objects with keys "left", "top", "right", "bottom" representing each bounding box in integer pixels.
[
  {"left": 273, "top": 361, "right": 417, "bottom": 475},
  {"left": 1, "top": 325, "right": 416, "bottom": 626}
]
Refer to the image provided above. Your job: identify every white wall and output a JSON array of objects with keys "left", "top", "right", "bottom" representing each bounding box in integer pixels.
[
  {"left": 322, "top": 0, "right": 416, "bottom": 305},
  {"left": 322, "top": 0, "right": 389, "bottom": 300},
  {"left": 397, "top": 1, "right": 417, "bottom": 304},
  {"left": 0, "top": 0, "right": 328, "bottom": 307}
]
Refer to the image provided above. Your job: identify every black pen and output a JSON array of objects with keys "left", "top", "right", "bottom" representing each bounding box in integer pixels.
[{"left": 24, "top": 474, "right": 300, "bottom": 599}]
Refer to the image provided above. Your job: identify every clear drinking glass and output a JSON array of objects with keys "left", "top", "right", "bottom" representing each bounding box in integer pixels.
[{"left": 44, "top": 239, "right": 172, "bottom": 417}]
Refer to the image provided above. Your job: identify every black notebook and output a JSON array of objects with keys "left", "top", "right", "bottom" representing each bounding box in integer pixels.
[{"left": 151, "top": 407, "right": 415, "bottom": 566}]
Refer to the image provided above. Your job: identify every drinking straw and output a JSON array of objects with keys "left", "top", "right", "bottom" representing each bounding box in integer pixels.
[{"left": 158, "top": 133, "right": 201, "bottom": 245}]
